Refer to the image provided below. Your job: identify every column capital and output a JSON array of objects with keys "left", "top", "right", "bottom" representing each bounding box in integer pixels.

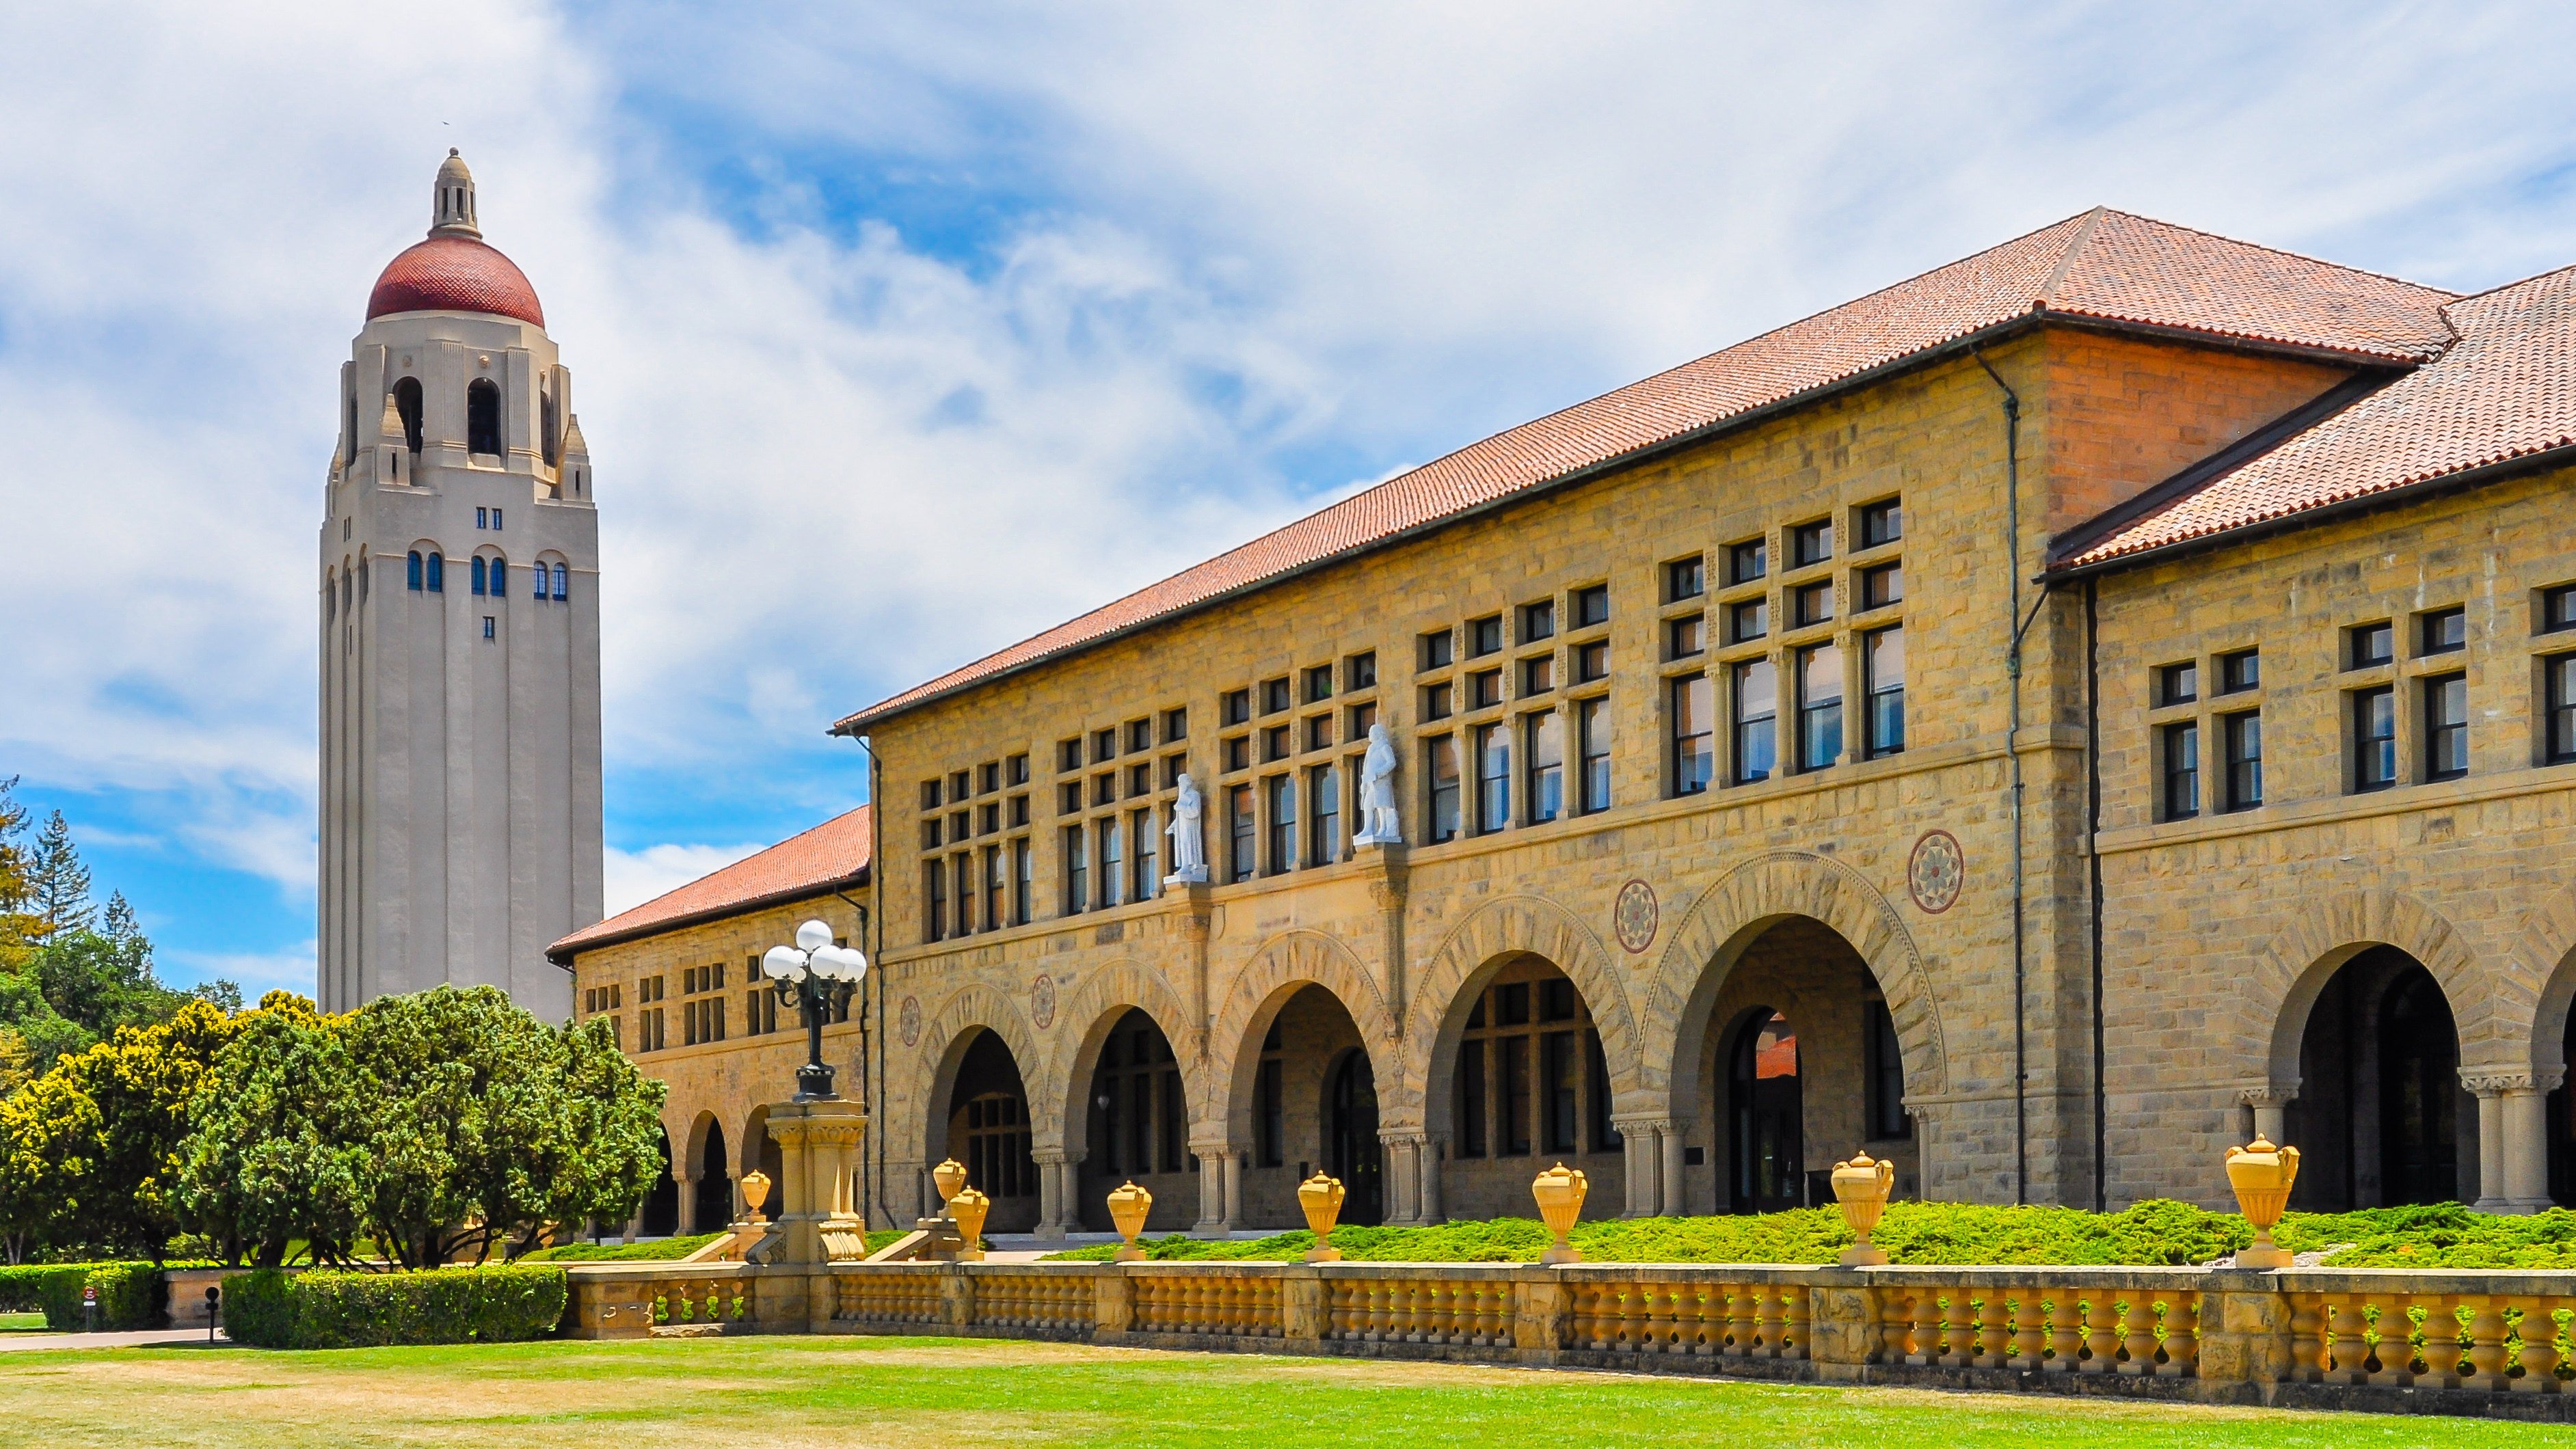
[
  {"left": 2236, "top": 1081, "right": 2299, "bottom": 1107},
  {"left": 2460, "top": 1070, "right": 2545, "bottom": 1096},
  {"left": 1031, "top": 1146, "right": 1080, "bottom": 1167}
]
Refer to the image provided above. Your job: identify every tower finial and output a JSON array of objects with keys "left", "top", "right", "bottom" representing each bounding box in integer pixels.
[{"left": 431, "top": 150, "right": 480, "bottom": 239}]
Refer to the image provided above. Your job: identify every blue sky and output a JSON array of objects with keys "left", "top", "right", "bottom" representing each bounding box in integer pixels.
[{"left": 6, "top": 2, "right": 2576, "bottom": 998}]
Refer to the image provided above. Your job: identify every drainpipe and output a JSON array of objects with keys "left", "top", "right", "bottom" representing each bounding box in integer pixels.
[
  {"left": 841, "top": 732, "right": 891, "bottom": 1229},
  {"left": 2086, "top": 578, "right": 2106, "bottom": 1212},
  {"left": 833, "top": 884, "right": 874, "bottom": 1224},
  {"left": 1973, "top": 350, "right": 2030, "bottom": 1207}
]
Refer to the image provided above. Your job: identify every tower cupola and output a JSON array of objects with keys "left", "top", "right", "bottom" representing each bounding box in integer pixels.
[{"left": 432, "top": 148, "right": 479, "bottom": 236}]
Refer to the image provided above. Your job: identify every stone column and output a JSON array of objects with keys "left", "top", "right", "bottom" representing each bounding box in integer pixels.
[
  {"left": 764, "top": 1096, "right": 871, "bottom": 1264},
  {"left": 1223, "top": 1149, "right": 1246, "bottom": 1227},
  {"left": 2465, "top": 1071, "right": 2557, "bottom": 1214},
  {"left": 1658, "top": 1122, "right": 1687, "bottom": 1218},
  {"left": 2236, "top": 1083, "right": 2294, "bottom": 1150},
  {"left": 1191, "top": 1137, "right": 1233, "bottom": 1234},
  {"left": 1379, "top": 1132, "right": 1431, "bottom": 1224},
  {"left": 1357, "top": 843, "right": 1410, "bottom": 1025},
  {"left": 1614, "top": 1118, "right": 1659, "bottom": 1217},
  {"left": 1032, "top": 1148, "right": 1071, "bottom": 1239},
  {"left": 1418, "top": 1134, "right": 1446, "bottom": 1224},
  {"left": 2465, "top": 1073, "right": 2513, "bottom": 1213},
  {"left": 674, "top": 1173, "right": 699, "bottom": 1234}
]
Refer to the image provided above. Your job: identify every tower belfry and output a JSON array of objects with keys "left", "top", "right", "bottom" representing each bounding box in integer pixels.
[{"left": 318, "top": 151, "right": 603, "bottom": 1013}]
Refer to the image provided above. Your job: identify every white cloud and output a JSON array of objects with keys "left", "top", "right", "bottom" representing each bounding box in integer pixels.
[
  {"left": 165, "top": 942, "right": 317, "bottom": 999},
  {"left": 604, "top": 841, "right": 770, "bottom": 917}
]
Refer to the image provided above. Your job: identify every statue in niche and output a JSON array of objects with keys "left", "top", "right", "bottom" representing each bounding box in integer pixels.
[
  {"left": 1164, "top": 772, "right": 1208, "bottom": 884},
  {"left": 1352, "top": 723, "right": 1402, "bottom": 847}
]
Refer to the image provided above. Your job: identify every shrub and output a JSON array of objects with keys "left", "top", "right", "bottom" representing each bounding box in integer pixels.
[
  {"left": 0, "top": 1262, "right": 167, "bottom": 1329},
  {"left": 223, "top": 1264, "right": 567, "bottom": 1349}
]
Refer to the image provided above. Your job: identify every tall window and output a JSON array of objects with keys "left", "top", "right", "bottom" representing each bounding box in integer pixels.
[
  {"left": 1063, "top": 824, "right": 1087, "bottom": 913},
  {"left": 1451, "top": 971, "right": 1614, "bottom": 1163},
  {"left": 953, "top": 851, "right": 972, "bottom": 936},
  {"left": 2424, "top": 673, "right": 2468, "bottom": 780},
  {"left": 1474, "top": 722, "right": 1510, "bottom": 832},
  {"left": 1732, "top": 661, "right": 1775, "bottom": 785},
  {"left": 1425, "top": 736, "right": 1460, "bottom": 843},
  {"left": 1265, "top": 774, "right": 1296, "bottom": 874},
  {"left": 2161, "top": 721, "right": 2200, "bottom": 821},
  {"left": 1012, "top": 838, "right": 1033, "bottom": 925},
  {"left": 1796, "top": 643, "right": 1842, "bottom": 771},
  {"left": 2549, "top": 655, "right": 2576, "bottom": 765},
  {"left": 1670, "top": 675, "right": 1713, "bottom": 795},
  {"left": 466, "top": 378, "right": 502, "bottom": 457},
  {"left": 1131, "top": 808, "right": 1158, "bottom": 899},
  {"left": 407, "top": 551, "right": 423, "bottom": 591},
  {"left": 1099, "top": 815, "right": 1125, "bottom": 908},
  {"left": 470, "top": 556, "right": 487, "bottom": 595},
  {"left": 425, "top": 552, "right": 443, "bottom": 592},
  {"left": 1308, "top": 766, "right": 1340, "bottom": 866},
  {"left": 2353, "top": 686, "right": 2398, "bottom": 791},
  {"left": 982, "top": 845, "right": 1004, "bottom": 930},
  {"left": 2223, "top": 712, "right": 2263, "bottom": 811},
  {"left": 924, "top": 860, "right": 948, "bottom": 943},
  {"left": 550, "top": 562, "right": 568, "bottom": 601},
  {"left": 1863, "top": 627, "right": 1903, "bottom": 758},
  {"left": 394, "top": 377, "right": 425, "bottom": 453},
  {"left": 1577, "top": 698, "right": 1611, "bottom": 813},
  {"left": 1255, "top": 1018, "right": 1285, "bottom": 1166},
  {"left": 1526, "top": 710, "right": 1563, "bottom": 824},
  {"left": 1226, "top": 784, "right": 1256, "bottom": 882}
]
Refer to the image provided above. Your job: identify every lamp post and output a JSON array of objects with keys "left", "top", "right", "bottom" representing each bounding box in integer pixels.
[{"left": 763, "top": 919, "right": 868, "bottom": 1100}]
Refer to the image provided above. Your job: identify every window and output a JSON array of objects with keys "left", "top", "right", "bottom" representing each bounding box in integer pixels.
[
  {"left": 1572, "top": 584, "right": 1609, "bottom": 628},
  {"left": 2545, "top": 585, "right": 2576, "bottom": 634},
  {"left": 1013, "top": 838, "right": 1032, "bottom": 925},
  {"left": 952, "top": 851, "right": 972, "bottom": 936},
  {"left": 2158, "top": 661, "right": 2199, "bottom": 706},
  {"left": 1728, "top": 539, "right": 1767, "bottom": 586},
  {"left": 1667, "top": 556, "right": 1707, "bottom": 601},
  {"left": 481, "top": 616, "right": 495, "bottom": 640},
  {"left": 1669, "top": 673, "right": 1715, "bottom": 795},
  {"left": 2349, "top": 622, "right": 2393, "bottom": 669},
  {"left": 1256, "top": 1033, "right": 1285, "bottom": 1167},
  {"left": 984, "top": 846, "right": 1006, "bottom": 932},
  {"left": 1859, "top": 563, "right": 1902, "bottom": 611},
  {"left": 1420, "top": 629, "right": 1454, "bottom": 670},
  {"left": 1859, "top": 498, "right": 1903, "bottom": 548},
  {"left": 2352, "top": 686, "right": 2397, "bottom": 791},
  {"left": 1863, "top": 627, "right": 1904, "bottom": 758},
  {"left": 2162, "top": 721, "right": 2200, "bottom": 821},
  {"left": 1228, "top": 785, "right": 1256, "bottom": 882},
  {"left": 1728, "top": 598, "right": 1767, "bottom": 644},
  {"left": 1162, "top": 709, "right": 1188, "bottom": 745},
  {"left": 1470, "top": 615, "right": 1504, "bottom": 657},
  {"left": 1520, "top": 599, "right": 1555, "bottom": 644},
  {"left": 2223, "top": 712, "right": 2262, "bottom": 811},
  {"left": 1864, "top": 999, "right": 1909, "bottom": 1139},
  {"left": 550, "top": 561, "right": 568, "bottom": 600},
  {"left": 471, "top": 556, "right": 488, "bottom": 595},
  {"left": 1346, "top": 651, "right": 1377, "bottom": 690},
  {"left": 1348, "top": 701, "right": 1377, "bottom": 737},
  {"left": 1058, "top": 737, "right": 1084, "bottom": 772},
  {"left": 393, "top": 377, "right": 425, "bottom": 452},
  {"left": 2218, "top": 649, "right": 2259, "bottom": 694},
  {"left": 1475, "top": 722, "right": 1511, "bottom": 832},
  {"left": 1793, "top": 580, "right": 1834, "bottom": 627},
  {"left": 1092, "top": 728, "right": 1117, "bottom": 763},
  {"left": 1261, "top": 677, "right": 1291, "bottom": 714},
  {"left": 1542, "top": 1029, "right": 1579, "bottom": 1153},
  {"left": 1304, "top": 715, "right": 1333, "bottom": 752},
  {"left": 1791, "top": 519, "right": 1834, "bottom": 567},
  {"left": 923, "top": 778, "right": 945, "bottom": 811},
  {"left": 922, "top": 858, "right": 952, "bottom": 942},
  {"left": 466, "top": 378, "right": 502, "bottom": 457},
  {"left": 407, "top": 551, "right": 422, "bottom": 590},
  {"left": 1796, "top": 643, "right": 1842, "bottom": 770},
  {"left": 1665, "top": 614, "right": 1705, "bottom": 660},
  {"left": 1520, "top": 655, "right": 1555, "bottom": 696},
  {"left": 1098, "top": 816, "right": 1125, "bottom": 908},
  {"left": 1062, "top": 824, "right": 1087, "bottom": 913},
  {"left": 1255, "top": 723, "right": 1287, "bottom": 762},
  {"left": 1425, "top": 735, "right": 1461, "bottom": 843},
  {"left": 2420, "top": 607, "right": 2467, "bottom": 656},
  {"left": 1469, "top": 669, "right": 1503, "bottom": 710},
  {"left": 1057, "top": 781, "right": 1082, "bottom": 815},
  {"left": 1222, "top": 689, "right": 1252, "bottom": 727},
  {"left": 1575, "top": 697, "right": 1611, "bottom": 813},
  {"left": 2424, "top": 673, "right": 2468, "bottom": 780},
  {"left": 1731, "top": 661, "right": 1775, "bottom": 785},
  {"left": 1574, "top": 639, "right": 1609, "bottom": 683},
  {"left": 2548, "top": 654, "right": 2576, "bottom": 764},
  {"left": 1526, "top": 710, "right": 1564, "bottom": 824},
  {"left": 1010, "top": 794, "right": 1030, "bottom": 828},
  {"left": 1265, "top": 774, "right": 1296, "bottom": 874},
  {"left": 1126, "top": 719, "right": 1152, "bottom": 754},
  {"left": 1092, "top": 774, "right": 1115, "bottom": 807},
  {"left": 476, "top": 506, "right": 489, "bottom": 530},
  {"left": 1422, "top": 681, "right": 1453, "bottom": 721},
  {"left": 1308, "top": 765, "right": 1341, "bottom": 867},
  {"left": 1221, "top": 736, "right": 1250, "bottom": 772},
  {"left": 425, "top": 552, "right": 443, "bottom": 592},
  {"left": 1304, "top": 664, "right": 1334, "bottom": 703}
]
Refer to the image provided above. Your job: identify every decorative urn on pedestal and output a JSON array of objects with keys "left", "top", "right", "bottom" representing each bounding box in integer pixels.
[
  {"left": 1531, "top": 1163, "right": 1588, "bottom": 1266},
  {"left": 949, "top": 1187, "right": 991, "bottom": 1262},
  {"left": 1829, "top": 1150, "right": 1896, "bottom": 1266},
  {"left": 2225, "top": 1135, "right": 2301, "bottom": 1269},
  {"left": 932, "top": 1159, "right": 969, "bottom": 1212},
  {"left": 1107, "top": 1180, "right": 1153, "bottom": 1262},
  {"left": 1297, "top": 1173, "right": 1347, "bottom": 1263},
  {"left": 738, "top": 1170, "right": 772, "bottom": 1223}
]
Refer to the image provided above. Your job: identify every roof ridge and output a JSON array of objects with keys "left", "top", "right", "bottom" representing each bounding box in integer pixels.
[
  {"left": 2032, "top": 205, "right": 2109, "bottom": 308},
  {"left": 2085, "top": 207, "right": 2461, "bottom": 299},
  {"left": 2434, "top": 258, "right": 2576, "bottom": 312}
]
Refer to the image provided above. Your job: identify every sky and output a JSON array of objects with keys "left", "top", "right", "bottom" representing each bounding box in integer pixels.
[{"left": 5, "top": 1, "right": 2576, "bottom": 999}]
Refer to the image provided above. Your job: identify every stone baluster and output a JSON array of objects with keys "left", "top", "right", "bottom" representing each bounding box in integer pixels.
[
  {"left": 1974, "top": 1291, "right": 2011, "bottom": 1368},
  {"left": 2119, "top": 1295, "right": 2158, "bottom": 1375},
  {"left": 1754, "top": 1282, "right": 1786, "bottom": 1358},
  {"left": 2467, "top": 1297, "right": 2512, "bottom": 1390},
  {"left": 2011, "top": 1289, "right": 2047, "bottom": 1370},
  {"left": 2044, "top": 1292, "right": 2082, "bottom": 1372},
  {"left": 2512, "top": 1297, "right": 2560, "bottom": 1391},
  {"left": 1782, "top": 1282, "right": 1810, "bottom": 1359},
  {"left": 2079, "top": 1291, "right": 2117, "bottom": 1374},
  {"left": 2158, "top": 1294, "right": 2199, "bottom": 1377}
]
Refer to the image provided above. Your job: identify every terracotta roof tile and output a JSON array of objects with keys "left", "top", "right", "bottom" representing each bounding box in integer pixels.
[
  {"left": 2061, "top": 265, "right": 2576, "bottom": 569},
  {"left": 547, "top": 804, "right": 871, "bottom": 961},
  {"left": 835, "top": 210, "right": 2454, "bottom": 731}
]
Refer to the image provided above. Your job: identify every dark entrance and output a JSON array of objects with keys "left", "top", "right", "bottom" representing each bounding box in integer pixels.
[
  {"left": 945, "top": 1028, "right": 1039, "bottom": 1232},
  {"left": 639, "top": 1128, "right": 680, "bottom": 1236},
  {"left": 693, "top": 1122, "right": 732, "bottom": 1232},
  {"left": 1329, "top": 1049, "right": 1384, "bottom": 1225},
  {"left": 2286, "top": 948, "right": 2462, "bottom": 1209},
  {"left": 1729, "top": 1009, "right": 1803, "bottom": 1213},
  {"left": 2379, "top": 965, "right": 2460, "bottom": 1205},
  {"left": 2551, "top": 1006, "right": 2576, "bottom": 1206}
]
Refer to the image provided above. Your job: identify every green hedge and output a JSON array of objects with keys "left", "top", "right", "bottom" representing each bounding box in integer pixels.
[
  {"left": 224, "top": 1265, "right": 567, "bottom": 1349},
  {"left": 0, "top": 1262, "right": 167, "bottom": 1329}
]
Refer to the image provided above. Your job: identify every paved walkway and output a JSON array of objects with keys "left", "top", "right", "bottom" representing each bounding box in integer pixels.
[{"left": 0, "top": 1328, "right": 231, "bottom": 1352}]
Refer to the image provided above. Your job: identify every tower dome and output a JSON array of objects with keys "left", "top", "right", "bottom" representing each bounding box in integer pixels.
[{"left": 364, "top": 150, "right": 546, "bottom": 327}]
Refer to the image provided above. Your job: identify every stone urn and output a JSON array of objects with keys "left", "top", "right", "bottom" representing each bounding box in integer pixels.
[
  {"left": 2225, "top": 1135, "right": 2300, "bottom": 1269},
  {"left": 949, "top": 1187, "right": 991, "bottom": 1262},
  {"left": 1298, "top": 1173, "right": 1347, "bottom": 1263},
  {"left": 1829, "top": 1151, "right": 1896, "bottom": 1267},
  {"left": 932, "top": 1158, "right": 970, "bottom": 1212},
  {"left": 739, "top": 1170, "right": 772, "bottom": 1223},
  {"left": 1531, "top": 1163, "right": 1588, "bottom": 1266},
  {"left": 1108, "top": 1180, "right": 1153, "bottom": 1262}
]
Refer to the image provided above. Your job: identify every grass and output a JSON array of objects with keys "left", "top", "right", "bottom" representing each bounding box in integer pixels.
[
  {"left": 0, "top": 1310, "right": 43, "bottom": 1332},
  {"left": 0, "top": 1334, "right": 2566, "bottom": 1448}
]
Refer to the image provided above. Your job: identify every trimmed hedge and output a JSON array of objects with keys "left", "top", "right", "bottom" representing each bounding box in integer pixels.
[
  {"left": 0, "top": 1262, "right": 167, "bottom": 1329},
  {"left": 224, "top": 1264, "right": 567, "bottom": 1349}
]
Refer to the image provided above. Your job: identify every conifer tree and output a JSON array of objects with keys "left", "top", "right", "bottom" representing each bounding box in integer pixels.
[{"left": 27, "top": 811, "right": 94, "bottom": 943}]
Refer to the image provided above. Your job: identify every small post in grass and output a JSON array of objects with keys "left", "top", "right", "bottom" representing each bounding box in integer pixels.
[
  {"left": 206, "top": 1285, "right": 221, "bottom": 1344},
  {"left": 81, "top": 1284, "right": 96, "bottom": 1333}
]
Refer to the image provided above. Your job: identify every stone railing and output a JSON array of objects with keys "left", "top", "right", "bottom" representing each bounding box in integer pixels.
[{"left": 561, "top": 1258, "right": 2576, "bottom": 1419}]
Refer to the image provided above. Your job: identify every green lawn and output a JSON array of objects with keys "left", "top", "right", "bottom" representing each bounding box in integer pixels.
[
  {"left": 0, "top": 1335, "right": 2566, "bottom": 1447},
  {"left": 0, "top": 1311, "right": 42, "bottom": 1332}
]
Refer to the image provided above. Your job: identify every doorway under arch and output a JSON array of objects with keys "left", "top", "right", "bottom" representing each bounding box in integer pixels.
[
  {"left": 2283, "top": 947, "right": 2467, "bottom": 1208},
  {"left": 692, "top": 1121, "right": 732, "bottom": 1232},
  {"left": 1328, "top": 1049, "right": 1384, "bottom": 1226},
  {"left": 1079, "top": 1010, "right": 1193, "bottom": 1232},
  {"left": 639, "top": 1126, "right": 680, "bottom": 1237},
  {"left": 1728, "top": 1007, "right": 1804, "bottom": 1213},
  {"left": 939, "top": 1028, "right": 1038, "bottom": 1232}
]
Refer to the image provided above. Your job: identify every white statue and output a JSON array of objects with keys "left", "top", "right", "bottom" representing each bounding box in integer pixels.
[
  {"left": 1352, "top": 723, "right": 1402, "bottom": 847},
  {"left": 1164, "top": 772, "right": 1209, "bottom": 884}
]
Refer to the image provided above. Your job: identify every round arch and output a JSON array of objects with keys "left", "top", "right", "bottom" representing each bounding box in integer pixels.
[
  {"left": 916, "top": 981, "right": 1048, "bottom": 1148},
  {"left": 681, "top": 1107, "right": 724, "bottom": 1179},
  {"left": 2513, "top": 878, "right": 2576, "bottom": 1079},
  {"left": 1642, "top": 850, "right": 1946, "bottom": 1111},
  {"left": 1210, "top": 930, "right": 1401, "bottom": 1145},
  {"left": 1407, "top": 894, "right": 1642, "bottom": 1128},
  {"left": 1044, "top": 960, "right": 1205, "bottom": 1162},
  {"left": 2246, "top": 888, "right": 2493, "bottom": 1092}
]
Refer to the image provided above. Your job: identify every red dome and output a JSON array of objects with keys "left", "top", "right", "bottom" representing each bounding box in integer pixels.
[{"left": 366, "top": 233, "right": 545, "bottom": 327}]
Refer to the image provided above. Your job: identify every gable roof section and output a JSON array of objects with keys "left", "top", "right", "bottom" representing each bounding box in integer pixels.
[
  {"left": 835, "top": 210, "right": 2454, "bottom": 732},
  {"left": 546, "top": 804, "right": 872, "bottom": 963},
  {"left": 2058, "top": 264, "right": 2576, "bottom": 571}
]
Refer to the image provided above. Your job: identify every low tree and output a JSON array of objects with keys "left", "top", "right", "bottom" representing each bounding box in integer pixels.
[
  {"left": 176, "top": 994, "right": 369, "bottom": 1266},
  {"left": 0, "top": 1070, "right": 95, "bottom": 1262},
  {"left": 19, "top": 1001, "right": 241, "bottom": 1258}
]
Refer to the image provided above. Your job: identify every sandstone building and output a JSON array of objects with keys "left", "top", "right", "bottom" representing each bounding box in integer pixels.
[
  {"left": 322, "top": 152, "right": 604, "bottom": 1013},
  {"left": 562, "top": 209, "right": 2576, "bottom": 1234}
]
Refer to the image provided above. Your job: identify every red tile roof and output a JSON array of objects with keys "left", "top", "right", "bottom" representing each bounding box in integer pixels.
[
  {"left": 834, "top": 209, "right": 2456, "bottom": 732},
  {"left": 2059, "top": 264, "right": 2576, "bottom": 569},
  {"left": 368, "top": 233, "right": 546, "bottom": 327},
  {"left": 546, "top": 804, "right": 872, "bottom": 962}
]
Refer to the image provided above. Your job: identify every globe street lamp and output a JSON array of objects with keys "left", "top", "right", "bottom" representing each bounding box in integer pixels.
[{"left": 763, "top": 919, "right": 868, "bottom": 1100}]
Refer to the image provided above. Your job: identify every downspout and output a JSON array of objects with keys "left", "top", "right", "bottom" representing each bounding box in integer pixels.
[
  {"left": 1973, "top": 349, "right": 2030, "bottom": 1207},
  {"left": 838, "top": 731, "right": 891, "bottom": 1229},
  {"left": 2086, "top": 578, "right": 2106, "bottom": 1211},
  {"left": 832, "top": 884, "right": 874, "bottom": 1225}
]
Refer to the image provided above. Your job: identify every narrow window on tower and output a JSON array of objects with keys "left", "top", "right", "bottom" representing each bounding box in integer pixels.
[
  {"left": 467, "top": 379, "right": 502, "bottom": 458},
  {"left": 552, "top": 562, "right": 568, "bottom": 600},
  {"left": 394, "top": 377, "right": 425, "bottom": 454},
  {"left": 470, "top": 556, "right": 487, "bottom": 595},
  {"left": 425, "top": 552, "right": 444, "bottom": 593},
  {"left": 407, "top": 552, "right": 422, "bottom": 591}
]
